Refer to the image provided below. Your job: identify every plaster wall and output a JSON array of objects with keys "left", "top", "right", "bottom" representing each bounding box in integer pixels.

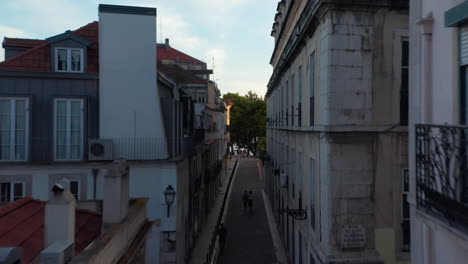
[
  {"left": 419, "top": 0, "right": 465, "bottom": 124},
  {"left": 0, "top": 166, "right": 100, "bottom": 201},
  {"left": 409, "top": 1, "right": 468, "bottom": 264},
  {"left": 99, "top": 11, "right": 168, "bottom": 157}
]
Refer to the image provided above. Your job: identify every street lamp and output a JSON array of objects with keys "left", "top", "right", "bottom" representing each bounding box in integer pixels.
[{"left": 164, "top": 185, "right": 176, "bottom": 217}]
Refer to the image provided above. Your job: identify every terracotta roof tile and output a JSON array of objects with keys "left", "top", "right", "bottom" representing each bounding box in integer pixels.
[
  {"left": 0, "top": 21, "right": 205, "bottom": 75},
  {"left": 0, "top": 22, "right": 98, "bottom": 72},
  {"left": 2, "top": 38, "right": 46, "bottom": 49},
  {"left": 157, "top": 44, "right": 204, "bottom": 64},
  {"left": 0, "top": 197, "right": 102, "bottom": 264}
]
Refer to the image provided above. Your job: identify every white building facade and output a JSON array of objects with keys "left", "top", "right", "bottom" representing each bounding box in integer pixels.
[
  {"left": 265, "top": 1, "right": 409, "bottom": 263},
  {"left": 409, "top": 0, "right": 468, "bottom": 263}
]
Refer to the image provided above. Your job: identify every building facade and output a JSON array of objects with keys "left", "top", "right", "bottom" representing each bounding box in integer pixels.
[
  {"left": 265, "top": 1, "right": 409, "bottom": 263},
  {"left": 409, "top": 0, "right": 468, "bottom": 263},
  {"left": 0, "top": 4, "right": 228, "bottom": 264}
]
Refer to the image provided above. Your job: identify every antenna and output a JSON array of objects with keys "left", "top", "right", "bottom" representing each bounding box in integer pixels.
[
  {"left": 160, "top": 15, "right": 163, "bottom": 43},
  {"left": 212, "top": 56, "right": 215, "bottom": 81}
]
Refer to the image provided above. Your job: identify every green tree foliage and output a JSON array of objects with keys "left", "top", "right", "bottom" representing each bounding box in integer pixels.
[{"left": 223, "top": 91, "right": 266, "bottom": 156}]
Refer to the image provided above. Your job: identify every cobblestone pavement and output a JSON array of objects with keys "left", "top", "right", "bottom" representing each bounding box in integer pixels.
[{"left": 217, "top": 158, "right": 277, "bottom": 264}]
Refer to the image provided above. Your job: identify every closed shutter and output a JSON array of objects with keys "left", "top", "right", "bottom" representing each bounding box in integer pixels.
[{"left": 461, "top": 25, "right": 468, "bottom": 65}]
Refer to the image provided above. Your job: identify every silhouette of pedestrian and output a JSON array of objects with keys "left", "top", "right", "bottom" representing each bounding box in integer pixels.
[
  {"left": 218, "top": 223, "right": 227, "bottom": 253},
  {"left": 242, "top": 190, "right": 249, "bottom": 211},
  {"left": 248, "top": 191, "right": 253, "bottom": 212}
]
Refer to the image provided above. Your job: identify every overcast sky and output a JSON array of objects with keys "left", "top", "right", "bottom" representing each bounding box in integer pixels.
[{"left": 0, "top": 0, "right": 277, "bottom": 96}]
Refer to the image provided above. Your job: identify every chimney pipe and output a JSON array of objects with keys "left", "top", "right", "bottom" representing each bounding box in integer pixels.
[
  {"left": 165, "top": 38, "right": 169, "bottom": 50},
  {"left": 103, "top": 159, "right": 130, "bottom": 225},
  {"left": 45, "top": 179, "right": 75, "bottom": 247}
]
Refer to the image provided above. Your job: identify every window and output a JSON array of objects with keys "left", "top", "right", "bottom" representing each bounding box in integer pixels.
[
  {"left": 292, "top": 148, "right": 295, "bottom": 199},
  {"left": 298, "top": 66, "right": 302, "bottom": 127},
  {"left": 55, "top": 48, "right": 84, "bottom": 73},
  {"left": 400, "top": 40, "right": 409, "bottom": 125},
  {"left": 401, "top": 168, "right": 410, "bottom": 252},
  {"left": 70, "top": 180, "right": 80, "bottom": 200},
  {"left": 0, "top": 182, "right": 24, "bottom": 202},
  {"left": 299, "top": 231, "right": 303, "bottom": 264},
  {"left": 460, "top": 26, "right": 468, "bottom": 124},
  {"left": 298, "top": 152, "right": 303, "bottom": 205},
  {"left": 310, "top": 253, "right": 316, "bottom": 264},
  {"left": 198, "top": 96, "right": 205, "bottom": 103},
  {"left": 0, "top": 98, "right": 29, "bottom": 161},
  {"left": 286, "top": 80, "right": 289, "bottom": 126},
  {"left": 54, "top": 99, "right": 84, "bottom": 161},
  {"left": 310, "top": 158, "right": 316, "bottom": 230},
  {"left": 309, "top": 52, "right": 315, "bottom": 126},
  {"left": 291, "top": 74, "right": 295, "bottom": 126}
]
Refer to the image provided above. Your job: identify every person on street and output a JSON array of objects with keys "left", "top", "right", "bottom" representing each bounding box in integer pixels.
[
  {"left": 218, "top": 223, "right": 227, "bottom": 253},
  {"left": 248, "top": 190, "right": 253, "bottom": 212},
  {"left": 242, "top": 190, "right": 249, "bottom": 211}
]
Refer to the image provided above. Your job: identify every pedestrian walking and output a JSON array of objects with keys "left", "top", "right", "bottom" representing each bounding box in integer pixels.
[
  {"left": 217, "top": 223, "right": 227, "bottom": 253},
  {"left": 248, "top": 190, "right": 253, "bottom": 212},
  {"left": 242, "top": 190, "right": 249, "bottom": 211}
]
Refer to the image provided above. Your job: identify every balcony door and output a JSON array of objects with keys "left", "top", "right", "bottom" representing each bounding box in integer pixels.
[{"left": 461, "top": 25, "right": 468, "bottom": 124}]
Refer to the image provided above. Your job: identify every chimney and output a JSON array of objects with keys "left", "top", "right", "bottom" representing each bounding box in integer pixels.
[
  {"left": 103, "top": 159, "right": 130, "bottom": 225},
  {"left": 99, "top": 4, "right": 168, "bottom": 159},
  {"left": 0, "top": 248, "right": 23, "bottom": 264},
  {"left": 45, "top": 179, "right": 75, "bottom": 247},
  {"left": 165, "top": 38, "right": 170, "bottom": 50}
]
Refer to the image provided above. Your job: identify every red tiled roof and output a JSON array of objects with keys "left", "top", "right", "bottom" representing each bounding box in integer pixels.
[
  {"left": 2, "top": 38, "right": 46, "bottom": 49},
  {"left": 0, "top": 22, "right": 98, "bottom": 73},
  {"left": 157, "top": 44, "right": 204, "bottom": 64},
  {"left": 158, "top": 63, "right": 208, "bottom": 85},
  {"left": 0, "top": 197, "right": 102, "bottom": 264},
  {"left": 0, "top": 21, "right": 204, "bottom": 75}
]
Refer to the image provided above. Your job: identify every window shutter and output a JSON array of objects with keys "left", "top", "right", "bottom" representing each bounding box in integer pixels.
[{"left": 460, "top": 25, "right": 468, "bottom": 66}]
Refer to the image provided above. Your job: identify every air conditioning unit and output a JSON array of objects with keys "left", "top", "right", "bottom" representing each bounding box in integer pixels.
[
  {"left": 280, "top": 173, "right": 288, "bottom": 188},
  {"left": 88, "top": 139, "right": 113, "bottom": 160},
  {"left": 40, "top": 240, "right": 74, "bottom": 264}
]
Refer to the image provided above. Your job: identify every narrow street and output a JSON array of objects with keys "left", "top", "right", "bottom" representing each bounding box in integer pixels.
[{"left": 217, "top": 157, "right": 278, "bottom": 264}]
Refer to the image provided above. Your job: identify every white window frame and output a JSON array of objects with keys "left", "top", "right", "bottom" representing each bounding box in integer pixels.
[
  {"left": 0, "top": 181, "right": 25, "bottom": 202},
  {"left": 54, "top": 47, "right": 84, "bottom": 73},
  {"left": 198, "top": 96, "right": 206, "bottom": 103},
  {"left": 0, "top": 97, "right": 29, "bottom": 162},
  {"left": 53, "top": 98, "right": 84, "bottom": 161}
]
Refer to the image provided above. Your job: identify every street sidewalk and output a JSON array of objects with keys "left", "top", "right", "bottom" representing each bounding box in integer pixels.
[{"left": 188, "top": 156, "right": 238, "bottom": 264}]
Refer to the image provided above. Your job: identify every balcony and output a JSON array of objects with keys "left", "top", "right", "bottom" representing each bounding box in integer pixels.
[
  {"left": 416, "top": 124, "right": 468, "bottom": 232},
  {"left": 88, "top": 138, "right": 168, "bottom": 161}
]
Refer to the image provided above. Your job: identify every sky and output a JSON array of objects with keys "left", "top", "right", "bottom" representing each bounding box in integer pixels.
[{"left": 0, "top": 0, "right": 278, "bottom": 97}]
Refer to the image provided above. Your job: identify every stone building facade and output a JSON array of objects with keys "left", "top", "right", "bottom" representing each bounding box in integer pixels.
[{"left": 265, "top": 1, "right": 409, "bottom": 263}]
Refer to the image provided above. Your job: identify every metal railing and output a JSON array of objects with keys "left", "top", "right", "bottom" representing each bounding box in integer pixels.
[
  {"left": 89, "top": 137, "right": 168, "bottom": 160},
  {"left": 416, "top": 124, "right": 468, "bottom": 232},
  {"left": 204, "top": 158, "right": 238, "bottom": 264}
]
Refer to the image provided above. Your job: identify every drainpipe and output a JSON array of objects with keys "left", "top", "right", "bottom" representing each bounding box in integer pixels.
[{"left": 92, "top": 168, "right": 99, "bottom": 200}]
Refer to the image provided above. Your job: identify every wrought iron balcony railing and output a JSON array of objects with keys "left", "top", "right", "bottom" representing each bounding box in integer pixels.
[{"left": 416, "top": 124, "right": 468, "bottom": 231}]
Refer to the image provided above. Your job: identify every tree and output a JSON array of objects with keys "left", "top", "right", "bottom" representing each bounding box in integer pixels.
[{"left": 223, "top": 91, "right": 266, "bottom": 156}]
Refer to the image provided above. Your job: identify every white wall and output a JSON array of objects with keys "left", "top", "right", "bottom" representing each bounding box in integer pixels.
[
  {"left": 99, "top": 10, "right": 168, "bottom": 157},
  {"left": 0, "top": 167, "right": 97, "bottom": 201},
  {"left": 129, "top": 165, "right": 177, "bottom": 230},
  {"left": 419, "top": 0, "right": 465, "bottom": 124}
]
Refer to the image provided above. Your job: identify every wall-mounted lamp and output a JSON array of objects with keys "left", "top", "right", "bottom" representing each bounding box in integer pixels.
[{"left": 164, "top": 185, "right": 176, "bottom": 217}]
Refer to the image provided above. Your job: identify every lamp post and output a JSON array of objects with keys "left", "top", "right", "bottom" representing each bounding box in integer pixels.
[{"left": 164, "top": 185, "right": 176, "bottom": 217}]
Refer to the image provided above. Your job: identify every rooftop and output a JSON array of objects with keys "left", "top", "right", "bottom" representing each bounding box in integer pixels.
[{"left": 0, "top": 197, "right": 102, "bottom": 264}]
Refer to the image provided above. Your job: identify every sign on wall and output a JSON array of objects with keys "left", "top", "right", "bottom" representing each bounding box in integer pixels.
[{"left": 341, "top": 224, "right": 366, "bottom": 249}]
